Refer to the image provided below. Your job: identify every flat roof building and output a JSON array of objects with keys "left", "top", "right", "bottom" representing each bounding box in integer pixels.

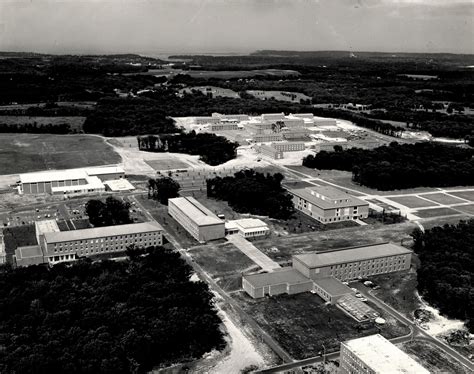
[
  {"left": 312, "top": 276, "right": 355, "bottom": 304},
  {"left": 15, "top": 245, "right": 45, "bottom": 267},
  {"left": 225, "top": 218, "right": 269, "bottom": 238},
  {"left": 39, "top": 221, "right": 164, "bottom": 265},
  {"left": 168, "top": 197, "right": 225, "bottom": 243},
  {"left": 242, "top": 268, "right": 314, "bottom": 299},
  {"left": 340, "top": 334, "right": 430, "bottom": 374},
  {"left": 293, "top": 242, "right": 412, "bottom": 281},
  {"left": 288, "top": 186, "right": 369, "bottom": 224},
  {"left": 19, "top": 165, "right": 125, "bottom": 195}
]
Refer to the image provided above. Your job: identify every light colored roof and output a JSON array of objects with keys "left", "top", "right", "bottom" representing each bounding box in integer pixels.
[
  {"left": 313, "top": 277, "right": 354, "bottom": 296},
  {"left": 20, "top": 169, "right": 88, "bottom": 184},
  {"left": 343, "top": 334, "right": 430, "bottom": 373},
  {"left": 169, "top": 197, "right": 223, "bottom": 226},
  {"left": 293, "top": 243, "right": 412, "bottom": 268},
  {"left": 85, "top": 166, "right": 124, "bottom": 175},
  {"left": 289, "top": 186, "right": 368, "bottom": 209},
  {"left": 244, "top": 268, "right": 311, "bottom": 288},
  {"left": 35, "top": 219, "right": 60, "bottom": 235},
  {"left": 20, "top": 165, "right": 124, "bottom": 184},
  {"left": 104, "top": 179, "right": 135, "bottom": 191},
  {"left": 16, "top": 245, "right": 43, "bottom": 259},
  {"left": 231, "top": 218, "right": 268, "bottom": 230},
  {"left": 43, "top": 221, "right": 163, "bottom": 243}
]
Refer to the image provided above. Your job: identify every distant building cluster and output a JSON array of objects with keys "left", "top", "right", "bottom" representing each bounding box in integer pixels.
[
  {"left": 19, "top": 166, "right": 134, "bottom": 196},
  {"left": 15, "top": 220, "right": 164, "bottom": 267}
]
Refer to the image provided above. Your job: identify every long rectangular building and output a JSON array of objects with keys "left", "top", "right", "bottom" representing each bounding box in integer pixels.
[
  {"left": 293, "top": 242, "right": 412, "bottom": 281},
  {"left": 340, "top": 334, "right": 430, "bottom": 374},
  {"left": 168, "top": 197, "right": 225, "bottom": 243},
  {"left": 289, "top": 186, "right": 369, "bottom": 224},
  {"left": 38, "top": 221, "right": 164, "bottom": 265}
]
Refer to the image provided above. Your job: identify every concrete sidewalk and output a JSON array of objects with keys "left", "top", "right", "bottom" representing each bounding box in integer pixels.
[{"left": 227, "top": 234, "right": 281, "bottom": 272}]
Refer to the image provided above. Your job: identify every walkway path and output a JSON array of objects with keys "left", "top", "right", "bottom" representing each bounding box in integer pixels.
[{"left": 227, "top": 234, "right": 281, "bottom": 272}]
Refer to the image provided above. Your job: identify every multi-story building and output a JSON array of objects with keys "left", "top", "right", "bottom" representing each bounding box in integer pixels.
[
  {"left": 252, "top": 133, "right": 284, "bottom": 143},
  {"left": 168, "top": 197, "right": 225, "bottom": 243},
  {"left": 261, "top": 113, "right": 285, "bottom": 121},
  {"left": 280, "top": 118, "right": 305, "bottom": 128},
  {"left": 288, "top": 186, "right": 369, "bottom": 224},
  {"left": 291, "top": 113, "right": 314, "bottom": 119},
  {"left": 212, "top": 113, "right": 249, "bottom": 121},
  {"left": 193, "top": 116, "right": 221, "bottom": 125},
  {"left": 209, "top": 121, "right": 240, "bottom": 131},
  {"left": 271, "top": 141, "right": 306, "bottom": 152},
  {"left": 225, "top": 218, "right": 270, "bottom": 238},
  {"left": 38, "top": 221, "right": 164, "bottom": 265},
  {"left": 292, "top": 242, "right": 412, "bottom": 282},
  {"left": 340, "top": 334, "right": 430, "bottom": 374},
  {"left": 245, "top": 120, "right": 274, "bottom": 134},
  {"left": 19, "top": 166, "right": 125, "bottom": 195},
  {"left": 256, "top": 144, "right": 284, "bottom": 159}
]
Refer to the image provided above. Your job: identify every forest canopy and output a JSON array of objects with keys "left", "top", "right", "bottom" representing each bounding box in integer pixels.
[
  {"left": 207, "top": 169, "right": 295, "bottom": 219},
  {"left": 411, "top": 220, "right": 474, "bottom": 332},
  {"left": 0, "top": 247, "right": 225, "bottom": 374},
  {"left": 303, "top": 142, "right": 474, "bottom": 190}
]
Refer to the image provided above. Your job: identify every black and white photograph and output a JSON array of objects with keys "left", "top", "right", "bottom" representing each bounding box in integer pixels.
[{"left": 0, "top": 1, "right": 473, "bottom": 373}]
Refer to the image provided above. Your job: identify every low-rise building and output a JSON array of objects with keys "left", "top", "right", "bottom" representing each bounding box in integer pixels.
[
  {"left": 292, "top": 242, "right": 412, "bottom": 281},
  {"left": 312, "top": 277, "right": 355, "bottom": 304},
  {"left": 225, "top": 218, "right": 270, "bottom": 238},
  {"left": 168, "top": 197, "right": 225, "bottom": 243},
  {"left": 291, "top": 113, "right": 314, "bottom": 119},
  {"left": 15, "top": 245, "right": 45, "bottom": 267},
  {"left": 253, "top": 133, "right": 284, "bottom": 143},
  {"left": 19, "top": 166, "right": 125, "bottom": 195},
  {"left": 288, "top": 186, "right": 369, "bottom": 224},
  {"left": 212, "top": 113, "right": 249, "bottom": 121},
  {"left": 261, "top": 113, "right": 285, "bottom": 121},
  {"left": 104, "top": 179, "right": 135, "bottom": 192},
  {"left": 193, "top": 116, "right": 221, "bottom": 125},
  {"left": 242, "top": 268, "right": 314, "bottom": 298},
  {"left": 209, "top": 122, "right": 240, "bottom": 131},
  {"left": 340, "top": 334, "right": 430, "bottom": 374}
]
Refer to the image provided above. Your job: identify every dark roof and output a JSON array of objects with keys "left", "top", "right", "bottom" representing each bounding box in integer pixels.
[{"left": 243, "top": 268, "right": 311, "bottom": 288}]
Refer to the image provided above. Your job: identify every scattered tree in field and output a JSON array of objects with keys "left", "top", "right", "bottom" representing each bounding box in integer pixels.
[
  {"left": 137, "top": 131, "right": 238, "bottom": 166},
  {"left": 85, "top": 196, "right": 132, "bottom": 227},
  {"left": 207, "top": 169, "right": 295, "bottom": 219},
  {"left": 148, "top": 177, "right": 180, "bottom": 205},
  {"left": 411, "top": 220, "right": 474, "bottom": 332},
  {"left": 0, "top": 247, "right": 225, "bottom": 373}
]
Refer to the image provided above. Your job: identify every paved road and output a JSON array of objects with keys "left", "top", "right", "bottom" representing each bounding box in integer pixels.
[{"left": 227, "top": 234, "right": 281, "bottom": 272}]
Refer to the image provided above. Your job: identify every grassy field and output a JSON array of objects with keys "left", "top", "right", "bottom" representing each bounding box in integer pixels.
[
  {"left": 388, "top": 196, "right": 438, "bottom": 209},
  {"left": 419, "top": 192, "right": 466, "bottom": 205},
  {"left": 400, "top": 340, "right": 470, "bottom": 374},
  {"left": 414, "top": 207, "right": 460, "bottom": 218},
  {"left": 252, "top": 221, "right": 417, "bottom": 262},
  {"left": 0, "top": 116, "right": 85, "bottom": 132},
  {"left": 145, "top": 158, "right": 190, "bottom": 171},
  {"left": 247, "top": 90, "right": 311, "bottom": 103},
  {"left": 181, "top": 86, "right": 240, "bottom": 99},
  {"left": 453, "top": 204, "right": 474, "bottom": 215},
  {"left": 189, "top": 241, "right": 257, "bottom": 277},
  {"left": 450, "top": 190, "right": 474, "bottom": 201},
  {"left": 233, "top": 292, "right": 407, "bottom": 360},
  {"left": 0, "top": 134, "right": 121, "bottom": 175}
]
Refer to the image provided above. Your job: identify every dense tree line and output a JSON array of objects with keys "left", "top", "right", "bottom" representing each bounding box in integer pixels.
[
  {"left": 0, "top": 122, "right": 73, "bottom": 134},
  {"left": 303, "top": 142, "right": 474, "bottom": 190},
  {"left": 83, "top": 97, "right": 177, "bottom": 136},
  {"left": 148, "top": 177, "right": 180, "bottom": 205},
  {"left": 411, "top": 220, "right": 474, "bottom": 332},
  {"left": 0, "top": 247, "right": 225, "bottom": 373},
  {"left": 85, "top": 197, "right": 132, "bottom": 227},
  {"left": 137, "top": 131, "right": 239, "bottom": 166},
  {"left": 207, "top": 169, "right": 295, "bottom": 219}
]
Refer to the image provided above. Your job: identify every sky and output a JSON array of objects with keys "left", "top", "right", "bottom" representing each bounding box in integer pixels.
[{"left": 0, "top": 0, "right": 473, "bottom": 56}]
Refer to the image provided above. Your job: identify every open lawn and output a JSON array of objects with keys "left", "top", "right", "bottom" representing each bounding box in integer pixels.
[
  {"left": 180, "top": 86, "right": 240, "bottom": 99},
  {"left": 247, "top": 90, "right": 312, "bottom": 103},
  {"left": 388, "top": 196, "right": 438, "bottom": 209},
  {"left": 450, "top": 190, "right": 474, "bottom": 201},
  {"left": 414, "top": 207, "right": 460, "bottom": 218},
  {"left": 145, "top": 158, "right": 190, "bottom": 171},
  {"left": 137, "top": 68, "right": 300, "bottom": 79},
  {"left": 233, "top": 292, "right": 407, "bottom": 360},
  {"left": 419, "top": 193, "right": 466, "bottom": 205},
  {"left": 2, "top": 224, "right": 37, "bottom": 263},
  {"left": 0, "top": 116, "right": 86, "bottom": 132},
  {"left": 0, "top": 134, "right": 121, "bottom": 175},
  {"left": 400, "top": 340, "right": 470, "bottom": 374},
  {"left": 189, "top": 242, "right": 257, "bottom": 277},
  {"left": 453, "top": 204, "right": 474, "bottom": 215},
  {"left": 252, "top": 221, "right": 417, "bottom": 262}
]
